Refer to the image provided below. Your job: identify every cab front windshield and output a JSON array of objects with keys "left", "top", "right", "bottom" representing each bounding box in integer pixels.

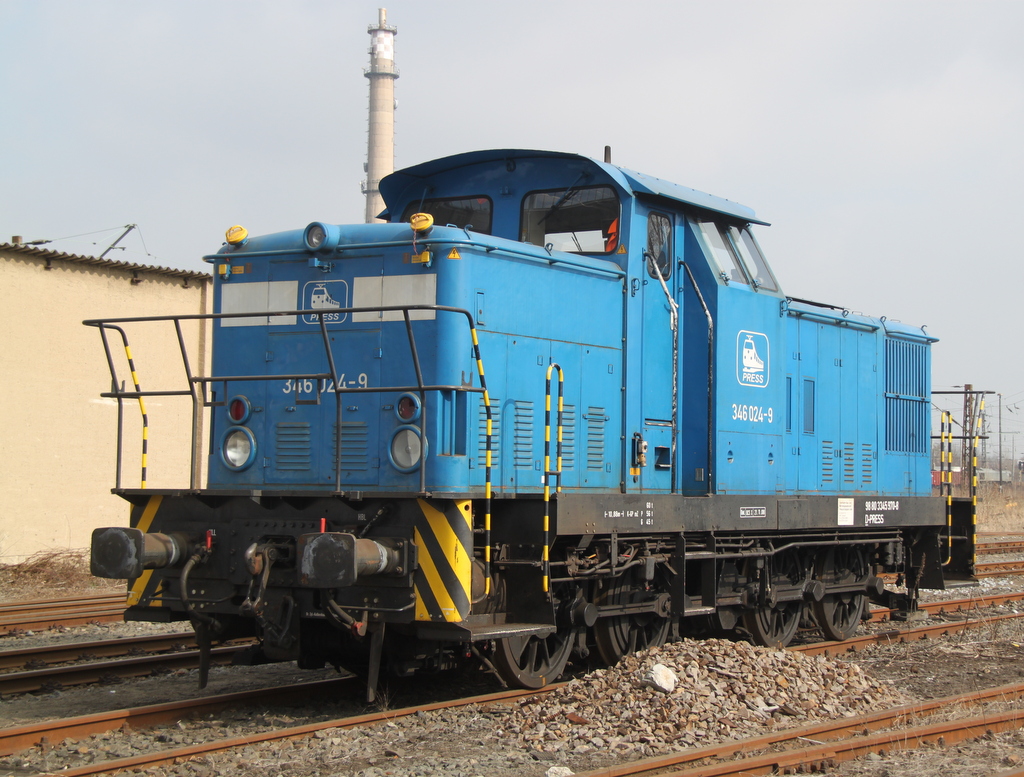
[{"left": 520, "top": 185, "right": 620, "bottom": 254}]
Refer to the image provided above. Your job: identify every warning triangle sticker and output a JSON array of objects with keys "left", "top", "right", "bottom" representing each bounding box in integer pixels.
[
  {"left": 617, "top": 245, "right": 627, "bottom": 254},
  {"left": 447, "top": 248, "right": 462, "bottom": 260}
]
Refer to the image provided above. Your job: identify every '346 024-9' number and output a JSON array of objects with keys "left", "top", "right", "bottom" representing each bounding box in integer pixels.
[
  {"left": 732, "top": 404, "right": 773, "bottom": 423},
  {"left": 283, "top": 375, "right": 369, "bottom": 394}
]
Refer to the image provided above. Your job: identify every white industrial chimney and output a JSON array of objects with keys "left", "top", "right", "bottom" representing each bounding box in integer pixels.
[{"left": 362, "top": 8, "right": 398, "bottom": 223}]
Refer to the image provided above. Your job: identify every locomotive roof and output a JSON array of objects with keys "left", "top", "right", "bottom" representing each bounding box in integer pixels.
[{"left": 379, "top": 149, "right": 768, "bottom": 226}]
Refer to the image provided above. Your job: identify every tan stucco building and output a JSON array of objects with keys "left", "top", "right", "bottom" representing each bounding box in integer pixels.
[{"left": 0, "top": 243, "right": 212, "bottom": 562}]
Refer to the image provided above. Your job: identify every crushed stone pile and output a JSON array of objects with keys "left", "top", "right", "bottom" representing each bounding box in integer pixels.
[{"left": 500, "top": 638, "right": 904, "bottom": 757}]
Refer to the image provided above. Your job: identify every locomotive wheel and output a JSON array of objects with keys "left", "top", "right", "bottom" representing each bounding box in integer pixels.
[
  {"left": 812, "top": 545, "right": 868, "bottom": 642},
  {"left": 742, "top": 549, "right": 805, "bottom": 649},
  {"left": 593, "top": 576, "right": 670, "bottom": 665},
  {"left": 492, "top": 627, "right": 577, "bottom": 689}
]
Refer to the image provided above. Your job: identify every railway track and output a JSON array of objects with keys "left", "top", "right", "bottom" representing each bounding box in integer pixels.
[
  {"left": 0, "top": 631, "right": 197, "bottom": 671},
  {"left": 6, "top": 667, "right": 1024, "bottom": 777},
  {"left": 0, "top": 677, "right": 357, "bottom": 757},
  {"left": 574, "top": 681, "right": 1024, "bottom": 777},
  {"left": 2, "top": 590, "right": 1024, "bottom": 695},
  {"left": 3, "top": 605, "right": 1024, "bottom": 763},
  {"left": 0, "top": 594, "right": 125, "bottom": 635},
  {"left": 976, "top": 559, "right": 1024, "bottom": 577},
  {"left": 977, "top": 539, "right": 1024, "bottom": 555},
  {"left": 0, "top": 644, "right": 248, "bottom": 695}
]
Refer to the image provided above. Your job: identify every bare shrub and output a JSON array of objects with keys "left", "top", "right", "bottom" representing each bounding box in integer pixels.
[{"left": 0, "top": 550, "right": 121, "bottom": 602}]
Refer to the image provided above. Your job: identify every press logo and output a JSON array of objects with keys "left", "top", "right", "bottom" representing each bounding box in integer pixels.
[
  {"left": 736, "top": 330, "right": 769, "bottom": 388},
  {"left": 301, "top": 280, "right": 349, "bottom": 324}
]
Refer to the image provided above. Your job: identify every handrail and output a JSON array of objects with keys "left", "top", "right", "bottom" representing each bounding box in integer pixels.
[
  {"left": 203, "top": 238, "right": 627, "bottom": 279},
  {"left": 85, "top": 304, "right": 491, "bottom": 496},
  {"left": 542, "top": 363, "right": 565, "bottom": 595}
]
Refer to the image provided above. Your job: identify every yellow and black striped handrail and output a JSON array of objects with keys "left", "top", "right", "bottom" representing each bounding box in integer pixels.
[
  {"left": 940, "top": 411, "right": 952, "bottom": 565},
  {"left": 542, "top": 363, "right": 565, "bottom": 594},
  {"left": 971, "top": 395, "right": 984, "bottom": 544},
  {"left": 96, "top": 324, "right": 150, "bottom": 489},
  {"left": 469, "top": 325, "right": 495, "bottom": 595}
]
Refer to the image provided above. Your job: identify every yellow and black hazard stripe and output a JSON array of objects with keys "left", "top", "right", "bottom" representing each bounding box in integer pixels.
[
  {"left": 413, "top": 499, "right": 472, "bottom": 623},
  {"left": 126, "top": 495, "right": 165, "bottom": 607}
]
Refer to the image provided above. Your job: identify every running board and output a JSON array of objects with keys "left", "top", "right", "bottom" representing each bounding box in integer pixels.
[{"left": 415, "top": 622, "right": 556, "bottom": 642}]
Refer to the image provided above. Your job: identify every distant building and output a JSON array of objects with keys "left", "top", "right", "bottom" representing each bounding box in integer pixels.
[{"left": 0, "top": 242, "right": 211, "bottom": 562}]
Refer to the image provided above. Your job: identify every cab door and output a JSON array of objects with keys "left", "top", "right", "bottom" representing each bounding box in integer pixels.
[{"left": 638, "top": 210, "right": 677, "bottom": 492}]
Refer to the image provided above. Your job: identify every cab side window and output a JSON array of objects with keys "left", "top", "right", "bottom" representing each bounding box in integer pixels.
[
  {"left": 520, "top": 185, "right": 620, "bottom": 254},
  {"left": 646, "top": 213, "right": 672, "bottom": 279},
  {"left": 695, "top": 218, "right": 749, "bottom": 285},
  {"left": 401, "top": 197, "right": 492, "bottom": 234}
]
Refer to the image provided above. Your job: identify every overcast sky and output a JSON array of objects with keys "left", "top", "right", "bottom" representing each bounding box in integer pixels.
[{"left": 3, "top": 1, "right": 1023, "bottom": 458}]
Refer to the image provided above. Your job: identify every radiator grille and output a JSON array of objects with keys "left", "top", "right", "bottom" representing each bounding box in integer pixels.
[
  {"left": 586, "top": 407, "right": 607, "bottom": 471},
  {"left": 843, "top": 442, "right": 855, "bottom": 484},
  {"left": 275, "top": 422, "right": 311, "bottom": 471},
  {"left": 330, "top": 422, "right": 369, "bottom": 470},
  {"left": 557, "top": 404, "right": 576, "bottom": 471},
  {"left": 514, "top": 400, "right": 535, "bottom": 470},
  {"left": 861, "top": 443, "right": 874, "bottom": 485},
  {"left": 478, "top": 396, "right": 499, "bottom": 467},
  {"left": 884, "top": 338, "right": 929, "bottom": 453},
  {"left": 821, "top": 440, "right": 834, "bottom": 483}
]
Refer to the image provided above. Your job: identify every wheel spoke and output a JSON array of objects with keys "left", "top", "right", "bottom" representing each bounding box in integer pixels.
[
  {"left": 493, "top": 627, "right": 576, "bottom": 690},
  {"left": 812, "top": 546, "right": 867, "bottom": 642},
  {"left": 593, "top": 577, "right": 670, "bottom": 665}
]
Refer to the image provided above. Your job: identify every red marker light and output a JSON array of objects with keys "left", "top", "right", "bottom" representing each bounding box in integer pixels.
[
  {"left": 320, "top": 518, "right": 326, "bottom": 533},
  {"left": 205, "top": 530, "right": 214, "bottom": 550},
  {"left": 228, "top": 397, "right": 250, "bottom": 423},
  {"left": 397, "top": 395, "right": 419, "bottom": 421}
]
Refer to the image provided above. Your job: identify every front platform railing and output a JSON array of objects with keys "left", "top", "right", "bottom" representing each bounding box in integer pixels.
[{"left": 84, "top": 305, "right": 492, "bottom": 499}]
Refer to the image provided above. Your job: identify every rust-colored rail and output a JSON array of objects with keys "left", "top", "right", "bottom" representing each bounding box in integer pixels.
[
  {"left": 2, "top": 684, "right": 555, "bottom": 775},
  {"left": 797, "top": 611, "right": 1024, "bottom": 657},
  {"left": 0, "top": 594, "right": 125, "bottom": 635},
  {"left": 977, "top": 540, "right": 1024, "bottom": 554},
  {"left": 868, "top": 590, "right": 1024, "bottom": 622},
  {"left": 578, "top": 700, "right": 1024, "bottom": 777},
  {"left": 0, "top": 644, "right": 244, "bottom": 695},
  {"left": 0, "top": 677, "right": 355, "bottom": 757},
  {"left": 0, "top": 631, "right": 197, "bottom": 671},
  {"left": 976, "top": 560, "right": 1024, "bottom": 577}
]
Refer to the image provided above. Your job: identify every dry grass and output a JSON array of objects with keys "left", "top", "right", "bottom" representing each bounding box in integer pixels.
[
  {"left": 0, "top": 550, "right": 122, "bottom": 603},
  {"left": 976, "top": 483, "right": 1024, "bottom": 533}
]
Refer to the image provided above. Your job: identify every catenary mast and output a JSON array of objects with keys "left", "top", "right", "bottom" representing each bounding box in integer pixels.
[{"left": 362, "top": 8, "right": 398, "bottom": 223}]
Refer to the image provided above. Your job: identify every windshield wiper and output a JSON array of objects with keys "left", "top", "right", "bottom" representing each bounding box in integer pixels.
[{"left": 541, "top": 171, "right": 590, "bottom": 223}]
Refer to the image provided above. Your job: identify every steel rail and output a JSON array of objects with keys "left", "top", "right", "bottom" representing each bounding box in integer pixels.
[
  {"left": 577, "top": 696, "right": 1024, "bottom": 777},
  {"left": 796, "top": 611, "right": 1024, "bottom": 657},
  {"left": 975, "top": 562, "right": 1024, "bottom": 579},
  {"left": 0, "top": 677, "right": 354, "bottom": 757},
  {"left": 0, "top": 645, "right": 244, "bottom": 695},
  {"left": 0, "top": 596, "right": 126, "bottom": 636},
  {"left": 867, "top": 590, "right": 1024, "bottom": 622},
  {"left": 0, "top": 631, "right": 198, "bottom": 671},
  {"left": 977, "top": 540, "right": 1024, "bottom": 554},
  {"left": 0, "top": 594, "right": 125, "bottom": 615}
]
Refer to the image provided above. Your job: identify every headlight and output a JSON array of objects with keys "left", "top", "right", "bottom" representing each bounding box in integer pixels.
[
  {"left": 306, "top": 224, "right": 326, "bottom": 249},
  {"left": 389, "top": 425, "right": 425, "bottom": 472},
  {"left": 221, "top": 426, "right": 257, "bottom": 470},
  {"left": 303, "top": 222, "right": 339, "bottom": 252}
]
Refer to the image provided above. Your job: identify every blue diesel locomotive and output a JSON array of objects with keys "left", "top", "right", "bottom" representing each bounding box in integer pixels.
[{"left": 89, "top": 149, "right": 975, "bottom": 697}]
